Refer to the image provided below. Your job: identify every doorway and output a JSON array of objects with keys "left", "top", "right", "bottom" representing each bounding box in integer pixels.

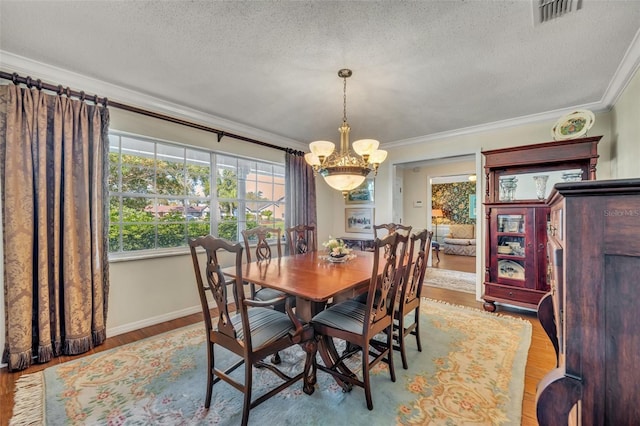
[
  {"left": 398, "top": 153, "right": 481, "bottom": 298},
  {"left": 430, "top": 173, "right": 477, "bottom": 274}
]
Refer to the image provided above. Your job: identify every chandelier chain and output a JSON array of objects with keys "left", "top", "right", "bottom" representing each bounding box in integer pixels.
[{"left": 343, "top": 76, "right": 347, "bottom": 123}]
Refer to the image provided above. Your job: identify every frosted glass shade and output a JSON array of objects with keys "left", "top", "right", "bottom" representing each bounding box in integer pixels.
[
  {"left": 352, "top": 139, "right": 380, "bottom": 156},
  {"left": 309, "top": 140, "right": 335, "bottom": 158},
  {"left": 304, "top": 152, "right": 320, "bottom": 166},
  {"left": 323, "top": 174, "right": 367, "bottom": 191},
  {"left": 368, "top": 149, "right": 388, "bottom": 164}
]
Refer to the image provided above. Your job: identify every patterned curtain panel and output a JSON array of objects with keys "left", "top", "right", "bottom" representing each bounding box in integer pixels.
[
  {"left": 284, "top": 153, "right": 316, "bottom": 254},
  {"left": 0, "top": 84, "right": 110, "bottom": 371}
]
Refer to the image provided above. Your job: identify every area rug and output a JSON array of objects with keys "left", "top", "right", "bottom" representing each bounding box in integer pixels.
[
  {"left": 11, "top": 300, "right": 531, "bottom": 426},
  {"left": 424, "top": 268, "right": 477, "bottom": 294}
]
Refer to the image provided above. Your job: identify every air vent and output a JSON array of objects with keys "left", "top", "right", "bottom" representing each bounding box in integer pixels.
[{"left": 533, "top": 0, "right": 583, "bottom": 25}]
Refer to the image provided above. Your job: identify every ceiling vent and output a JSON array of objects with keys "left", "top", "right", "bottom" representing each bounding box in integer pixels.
[{"left": 533, "top": 0, "right": 583, "bottom": 25}]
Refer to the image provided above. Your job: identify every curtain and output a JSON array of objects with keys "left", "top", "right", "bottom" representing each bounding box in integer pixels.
[
  {"left": 0, "top": 84, "right": 110, "bottom": 371},
  {"left": 284, "top": 153, "right": 316, "bottom": 254}
]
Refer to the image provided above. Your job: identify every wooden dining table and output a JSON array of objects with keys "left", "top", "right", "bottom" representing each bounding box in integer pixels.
[{"left": 221, "top": 250, "right": 378, "bottom": 322}]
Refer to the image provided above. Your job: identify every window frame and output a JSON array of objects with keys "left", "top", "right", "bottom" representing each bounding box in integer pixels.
[{"left": 108, "top": 130, "right": 286, "bottom": 261}]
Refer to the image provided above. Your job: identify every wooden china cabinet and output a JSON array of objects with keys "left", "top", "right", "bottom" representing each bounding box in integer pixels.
[
  {"left": 481, "top": 136, "right": 600, "bottom": 312},
  {"left": 536, "top": 179, "right": 640, "bottom": 425}
]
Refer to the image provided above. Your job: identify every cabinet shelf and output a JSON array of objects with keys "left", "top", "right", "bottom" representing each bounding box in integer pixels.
[
  {"left": 497, "top": 254, "right": 524, "bottom": 260},
  {"left": 496, "top": 277, "right": 525, "bottom": 286}
]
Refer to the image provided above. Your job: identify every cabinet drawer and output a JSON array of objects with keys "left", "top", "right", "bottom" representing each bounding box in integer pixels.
[{"left": 485, "top": 283, "right": 543, "bottom": 305}]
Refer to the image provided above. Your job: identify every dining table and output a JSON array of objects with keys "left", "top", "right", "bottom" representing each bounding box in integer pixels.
[
  {"left": 221, "top": 250, "right": 378, "bottom": 322},
  {"left": 220, "top": 249, "right": 384, "bottom": 395}
]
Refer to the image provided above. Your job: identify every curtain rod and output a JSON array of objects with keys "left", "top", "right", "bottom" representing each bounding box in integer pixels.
[{"left": 0, "top": 71, "right": 304, "bottom": 156}]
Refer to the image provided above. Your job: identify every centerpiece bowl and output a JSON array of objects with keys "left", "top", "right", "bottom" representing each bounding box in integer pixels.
[{"left": 323, "top": 237, "right": 353, "bottom": 262}]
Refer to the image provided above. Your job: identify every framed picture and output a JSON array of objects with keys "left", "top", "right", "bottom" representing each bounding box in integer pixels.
[
  {"left": 345, "top": 208, "right": 374, "bottom": 233},
  {"left": 346, "top": 178, "right": 375, "bottom": 204},
  {"left": 469, "top": 194, "right": 477, "bottom": 219}
]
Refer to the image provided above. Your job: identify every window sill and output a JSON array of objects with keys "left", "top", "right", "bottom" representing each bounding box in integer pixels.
[{"left": 108, "top": 247, "right": 191, "bottom": 263}]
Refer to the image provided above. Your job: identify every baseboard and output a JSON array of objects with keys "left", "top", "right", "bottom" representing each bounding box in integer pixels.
[{"left": 107, "top": 305, "right": 202, "bottom": 337}]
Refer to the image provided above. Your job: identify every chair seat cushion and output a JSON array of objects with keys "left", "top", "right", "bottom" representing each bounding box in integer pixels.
[
  {"left": 254, "top": 287, "right": 287, "bottom": 302},
  {"left": 311, "top": 299, "right": 366, "bottom": 334},
  {"left": 231, "top": 307, "right": 295, "bottom": 349}
]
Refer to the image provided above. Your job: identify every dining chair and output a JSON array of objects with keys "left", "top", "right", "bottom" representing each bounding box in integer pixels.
[
  {"left": 241, "top": 226, "right": 293, "bottom": 364},
  {"left": 189, "top": 235, "right": 315, "bottom": 426},
  {"left": 241, "top": 226, "right": 287, "bottom": 303},
  {"left": 311, "top": 232, "right": 407, "bottom": 410},
  {"left": 393, "top": 229, "right": 432, "bottom": 369},
  {"left": 285, "top": 224, "right": 317, "bottom": 255}
]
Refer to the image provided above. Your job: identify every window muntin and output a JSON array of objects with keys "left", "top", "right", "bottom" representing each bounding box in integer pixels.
[{"left": 108, "top": 132, "right": 285, "bottom": 256}]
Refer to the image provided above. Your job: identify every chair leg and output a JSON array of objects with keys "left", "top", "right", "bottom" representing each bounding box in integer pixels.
[
  {"left": 414, "top": 308, "right": 422, "bottom": 352},
  {"left": 362, "top": 346, "right": 374, "bottom": 410},
  {"left": 387, "top": 327, "right": 396, "bottom": 383},
  {"left": 241, "top": 361, "right": 252, "bottom": 426},
  {"left": 270, "top": 303, "right": 287, "bottom": 365},
  {"left": 398, "top": 315, "right": 409, "bottom": 370},
  {"left": 205, "top": 341, "right": 214, "bottom": 408}
]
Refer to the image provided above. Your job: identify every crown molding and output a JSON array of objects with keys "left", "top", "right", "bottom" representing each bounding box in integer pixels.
[
  {"left": 0, "top": 51, "right": 308, "bottom": 152},
  {"left": 384, "top": 101, "right": 604, "bottom": 149},
  {"left": 601, "top": 28, "right": 640, "bottom": 108}
]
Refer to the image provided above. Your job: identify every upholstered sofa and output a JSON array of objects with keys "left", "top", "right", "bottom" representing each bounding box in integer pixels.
[{"left": 442, "top": 224, "right": 476, "bottom": 256}]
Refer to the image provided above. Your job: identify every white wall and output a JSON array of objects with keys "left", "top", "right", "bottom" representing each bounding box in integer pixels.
[{"left": 611, "top": 66, "right": 640, "bottom": 179}]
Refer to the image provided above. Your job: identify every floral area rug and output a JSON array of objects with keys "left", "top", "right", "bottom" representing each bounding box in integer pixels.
[
  {"left": 11, "top": 299, "right": 531, "bottom": 425},
  {"left": 424, "top": 268, "right": 477, "bottom": 294}
]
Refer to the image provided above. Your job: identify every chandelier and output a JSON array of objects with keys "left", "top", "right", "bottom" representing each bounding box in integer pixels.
[{"left": 304, "top": 69, "right": 387, "bottom": 197}]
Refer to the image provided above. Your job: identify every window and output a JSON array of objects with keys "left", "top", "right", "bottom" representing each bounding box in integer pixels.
[{"left": 108, "top": 132, "right": 286, "bottom": 255}]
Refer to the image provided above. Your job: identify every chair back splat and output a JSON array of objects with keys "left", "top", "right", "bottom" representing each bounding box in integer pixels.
[
  {"left": 286, "top": 224, "right": 317, "bottom": 255},
  {"left": 311, "top": 232, "right": 406, "bottom": 410},
  {"left": 394, "top": 229, "right": 432, "bottom": 369},
  {"left": 375, "top": 223, "right": 412, "bottom": 260},
  {"left": 373, "top": 222, "right": 412, "bottom": 239},
  {"left": 189, "top": 235, "right": 316, "bottom": 426},
  {"left": 242, "top": 226, "right": 282, "bottom": 262}
]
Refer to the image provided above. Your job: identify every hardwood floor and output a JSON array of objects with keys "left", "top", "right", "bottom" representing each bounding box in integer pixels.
[
  {"left": 431, "top": 249, "right": 476, "bottom": 273},
  {"left": 0, "top": 277, "right": 555, "bottom": 426}
]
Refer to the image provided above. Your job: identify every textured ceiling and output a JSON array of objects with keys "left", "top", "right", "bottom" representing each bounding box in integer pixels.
[{"left": 1, "top": 1, "right": 640, "bottom": 148}]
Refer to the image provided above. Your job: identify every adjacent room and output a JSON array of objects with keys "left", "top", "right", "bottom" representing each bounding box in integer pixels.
[{"left": 1, "top": 1, "right": 640, "bottom": 425}]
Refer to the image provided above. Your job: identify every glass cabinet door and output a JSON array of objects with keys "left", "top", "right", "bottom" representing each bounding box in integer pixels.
[{"left": 496, "top": 214, "right": 526, "bottom": 281}]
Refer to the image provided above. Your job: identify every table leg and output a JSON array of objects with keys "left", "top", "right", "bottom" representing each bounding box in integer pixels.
[
  {"left": 295, "top": 297, "right": 326, "bottom": 322},
  {"left": 316, "top": 335, "right": 356, "bottom": 392},
  {"left": 300, "top": 338, "right": 317, "bottom": 395}
]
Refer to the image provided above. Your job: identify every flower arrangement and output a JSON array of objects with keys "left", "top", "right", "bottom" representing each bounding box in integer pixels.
[{"left": 322, "top": 237, "right": 352, "bottom": 258}]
